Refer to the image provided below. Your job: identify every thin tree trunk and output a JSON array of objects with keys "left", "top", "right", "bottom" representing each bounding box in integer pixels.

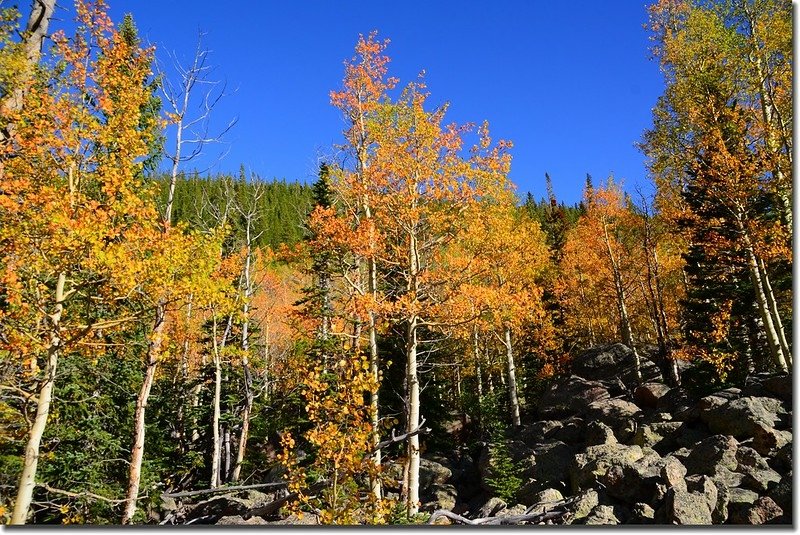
[
  {"left": 758, "top": 258, "right": 791, "bottom": 370},
  {"left": 503, "top": 327, "right": 521, "bottom": 427},
  {"left": 741, "top": 233, "right": 789, "bottom": 372},
  {"left": 210, "top": 313, "right": 222, "bottom": 488},
  {"left": 122, "top": 303, "right": 166, "bottom": 524},
  {"left": 602, "top": 220, "right": 641, "bottom": 381},
  {"left": 223, "top": 426, "right": 231, "bottom": 484},
  {"left": 11, "top": 271, "right": 65, "bottom": 525},
  {"left": 474, "top": 327, "right": 483, "bottom": 401},
  {"left": 404, "top": 228, "right": 421, "bottom": 517},
  {"left": 405, "top": 313, "right": 420, "bottom": 517}
]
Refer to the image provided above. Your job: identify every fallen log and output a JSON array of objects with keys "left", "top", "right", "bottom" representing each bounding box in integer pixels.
[{"left": 161, "top": 481, "right": 287, "bottom": 500}]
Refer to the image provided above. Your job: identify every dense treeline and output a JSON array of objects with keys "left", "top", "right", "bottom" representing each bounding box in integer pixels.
[
  {"left": 154, "top": 172, "right": 314, "bottom": 249},
  {"left": 0, "top": 0, "right": 791, "bottom": 525}
]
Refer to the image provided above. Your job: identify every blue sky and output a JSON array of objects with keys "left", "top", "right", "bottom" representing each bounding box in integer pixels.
[{"left": 102, "top": 1, "right": 665, "bottom": 205}]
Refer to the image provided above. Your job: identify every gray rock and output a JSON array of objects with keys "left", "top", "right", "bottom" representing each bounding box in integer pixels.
[
  {"left": 761, "top": 374, "right": 791, "bottom": 404},
  {"left": 581, "top": 504, "right": 621, "bottom": 525},
  {"left": 709, "top": 466, "right": 745, "bottom": 488},
  {"left": 421, "top": 483, "right": 458, "bottom": 513},
  {"left": 216, "top": 515, "right": 269, "bottom": 525},
  {"left": 537, "top": 376, "right": 610, "bottom": 418},
  {"left": 634, "top": 421, "right": 682, "bottom": 450},
  {"left": 525, "top": 488, "right": 564, "bottom": 513},
  {"left": 585, "top": 420, "right": 617, "bottom": 446},
  {"left": 665, "top": 488, "right": 713, "bottom": 525},
  {"left": 564, "top": 488, "right": 600, "bottom": 524},
  {"left": 674, "top": 422, "right": 711, "bottom": 448},
  {"left": 768, "top": 442, "right": 791, "bottom": 472},
  {"left": 727, "top": 487, "right": 760, "bottom": 506},
  {"left": 476, "top": 496, "right": 506, "bottom": 517},
  {"left": 685, "top": 475, "right": 720, "bottom": 521},
  {"left": 684, "top": 434, "right": 738, "bottom": 475},
  {"left": 185, "top": 495, "right": 255, "bottom": 522},
  {"left": 519, "top": 421, "right": 563, "bottom": 444},
  {"left": 266, "top": 513, "right": 320, "bottom": 525},
  {"left": 520, "top": 440, "right": 573, "bottom": 491},
  {"left": 752, "top": 425, "right": 791, "bottom": 456},
  {"left": 419, "top": 457, "right": 453, "bottom": 488},
  {"left": 729, "top": 496, "right": 783, "bottom": 525},
  {"left": 630, "top": 502, "right": 655, "bottom": 523},
  {"left": 701, "top": 396, "right": 785, "bottom": 439},
  {"left": 634, "top": 382, "right": 671, "bottom": 409},
  {"left": 660, "top": 455, "right": 687, "bottom": 490},
  {"left": 586, "top": 398, "right": 642, "bottom": 443},
  {"left": 766, "top": 476, "right": 792, "bottom": 519},
  {"left": 657, "top": 387, "right": 695, "bottom": 418},
  {"left": 740, "top": 466, "right": 781, "bottom": 493},
  {"left": 570, "top": 442, "right": 651, "bottom": 494},
  {"left": 735, "top": 445, "right": 770, "bottom": 470},
  {"left": 571, "top": 343, "right": 662, "bottom": 389},
  {"left": 496, "top": 503, "right": 527, "bottom": 516}
]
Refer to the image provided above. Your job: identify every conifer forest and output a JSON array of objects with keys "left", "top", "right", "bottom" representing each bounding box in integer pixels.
[{"left": 0, "top": 0, "right": 792, "bottom": 526}]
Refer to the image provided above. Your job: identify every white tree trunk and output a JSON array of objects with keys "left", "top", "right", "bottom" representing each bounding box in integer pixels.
[
  {"left": 210, "top": 314, "right": 222, "bottom": 488},
  {"left": 743, "top": 238, "right": 789, "bottom": 372},
  {"left": 503, "top": 327, "right": 521, "bottom": 427},
  {"left": 11, "top": 271, "right": 65, "bottom": 525},
  {"left": 122, "top": 304, "right": 165, "bottom": 524},
  {"left": 404, "top": 229, "right": 421, "bottom": 517},
  {"left": 405, "top": 314, "right": 420, "bottom": 517}
]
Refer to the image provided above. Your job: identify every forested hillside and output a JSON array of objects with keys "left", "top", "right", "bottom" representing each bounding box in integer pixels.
[{"left": 0, "top": 0, "right": 791, "bottom": 526}]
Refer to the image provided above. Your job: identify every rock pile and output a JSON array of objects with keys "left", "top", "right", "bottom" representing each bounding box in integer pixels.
[{"left": 447, "top": 343, "right": 791, "bottom": 525}]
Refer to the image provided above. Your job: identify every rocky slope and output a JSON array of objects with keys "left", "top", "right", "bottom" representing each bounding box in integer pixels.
[{"left": 422, "top": 344, "right": 792, "bottom": 525}]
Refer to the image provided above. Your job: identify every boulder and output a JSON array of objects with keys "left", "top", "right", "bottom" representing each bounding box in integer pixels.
[
  {"left": 519, "top": 421, "right": 563, "bottom": 444},
  {"left": 475, "top": 496, "right": 506, "bottom": 517},
  {"left": 524, "top": 488, "right": 564, "bottom": 513},
  {"left": 630, "top": 502, "right": 655, "bottom": 524},
  {"left": 740, "top": 466, "right": 781, "bottom": 493},
  {"left": 185, "top": 495, "right": 257, "bottom": 523},
  {"left": 684, "top": 434, "right": 738, "bottom": 475},
  {"left": 657, "top": 387, "right": 695, "bottom": 418},
  {"left": 729, "top": 496, "right": 783, "bottom": 525},
  {"left": 421, "top": 483, "right": 458, "bottom": 513},
  {"left": 665, "top": 488, "right": 713, "bottom": 525},
  {"left": 700, "top": 396, "right": 785, "bottom": 439},
  {"left": 580, "top": 504, "right": 622, "bottom": 525},
  {"left": 766, "top": 476, "right": 792, "bottom": 519},
  {"left": 571, "top": 343, "right": 662, "bottom": 389},
  {"left": 585, "top": 398, "right": 641, "bottom": 442},
  {"left": 768, "top": 442, "right": 792, "bottom": 472},
  {"left": 761, "top": 374, "right": 791, "bottom": 404},
  {"left": 660, "top": 455, "right": 687, "bottom": 491},
  {"left": 266, "top": 513, "right": 320, "bottom": 525},
  {"left": 216, "top": 515, "right": 269, "bottom": 525},
  {"left": 709, "top": 466, "right": 745, "bottom": 488},
  {"left": 585, "top": 420, "right": 617, "bottom": 446},
  {"left": 570, "top": 442, "right": 653, "bottom": 494},
  {"left": 633, "top": 421, "right": 682, "bottom": 451},
  {"left": 752, "top": 425, "right": 791, "bottom": 456},
  {"left": 537, "top": 376, "right": 610, "bottom": 419},
  {"left": 419, "top": 457, "right": 453, "bottom": 488},
  {"left": 634, "top": 382, "right": 671, "bottom": 409},
  {"left": 735, "top": 445, "right": 770, "bottom": 471},
  {"left": 563, "top": 488, "right": 600, "bottom": 524},
  {"left": 685, "top": 474, "right": 726, "bottom": 524},
  {"left": 519, "top": 440, "right": 573, "bottom": 492},
  {"left": 727, "top": 487, "right": 760, "bottom": 507}
]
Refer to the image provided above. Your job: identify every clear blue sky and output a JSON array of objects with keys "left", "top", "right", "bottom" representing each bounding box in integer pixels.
[{"left": 102, "top": 1, "right": 664, "bottom": 205}]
